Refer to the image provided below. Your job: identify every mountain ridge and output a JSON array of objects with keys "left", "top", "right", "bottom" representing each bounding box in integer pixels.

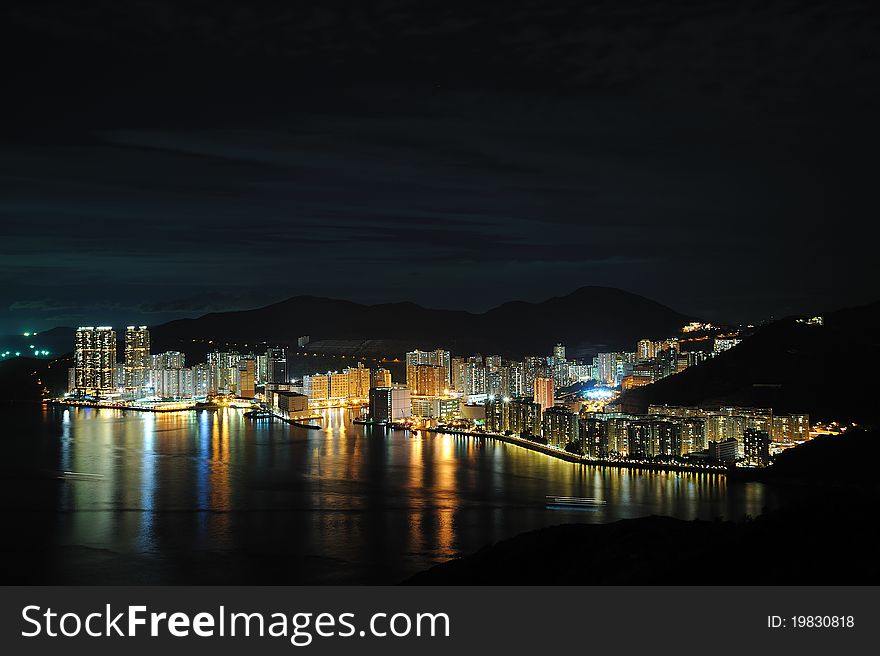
[{"left": 148, "top": 285, "right": 693, "bottom": 358}]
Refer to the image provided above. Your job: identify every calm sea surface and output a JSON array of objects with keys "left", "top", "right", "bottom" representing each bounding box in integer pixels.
[{"left": 3, "top": 403, "right": 776, "bottom": 584}]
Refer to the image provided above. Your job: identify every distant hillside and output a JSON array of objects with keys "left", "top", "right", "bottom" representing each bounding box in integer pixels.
[
  {"left": 149, "top": 286, "right": 692, "bottom": 359},
  {"left": 0, "top": 326, "right": 74, "bottom": 360},
  {"left": 0, "top": 355, "right": 71, "bottom": 400},
  {"left": 620, "top": 301, "right": 880, "bottom": 424}
]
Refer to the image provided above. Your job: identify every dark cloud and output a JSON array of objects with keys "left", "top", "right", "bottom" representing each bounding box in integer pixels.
[{"left": 0, "top": 0, "right": 877, "bottom": 333}]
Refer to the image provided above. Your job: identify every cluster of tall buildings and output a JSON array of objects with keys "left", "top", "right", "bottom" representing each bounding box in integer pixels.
[
  {"left": 593, "top": 334, "right": 739, "bottom": 390},
  {"left": 70, "top": 326, "right": 292, "bottom": 400},
  {"left": 302, "top": 362, "right": 376, "bottom": 403},
  {"left": 70, "top": 323, "right": 802, "bottom": 466},
  {"left": 481, "top": 400, "right": 808, "bottom": 466},
  {"left": 416, "top": 344, "right": 590, "bottom": 400}
]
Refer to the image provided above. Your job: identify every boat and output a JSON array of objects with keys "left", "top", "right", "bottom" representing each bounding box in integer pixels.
[
  {"left": 290, "top": 420, "right": 322, "bottom": 430},
  {"left": 545, "top": 496, "right": 607, "bottom": 510},
  {"left": 353, "top": 417, "right": 387, "bottom": 426}
]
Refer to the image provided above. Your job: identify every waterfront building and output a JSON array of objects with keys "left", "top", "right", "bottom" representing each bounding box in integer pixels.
[
  {"left": 123, "top": 326, "right": 150, "bottom": 391},
  {"left": 605, "top": 414, "right": 638, "bottom": 454},
  {"left": 270, "top": 391, "right": 310, "bottom": 421},
  {"left": 680, "top": 417, "right": 707, "bottom": 453},
  {"left": 330, "top": 371, "right": 350, "bottom": 399},
  {"left": 485, "top": 397, "right": 542, "bottom": 437},
  {"left": 743, "top": 428, "right": 771, "bottom": 467},
  {"left": 580, "top": 417, "right": 609, "bottom": 458},
  {"left": 542, "top": 406, "right": 579, "bottom": 448},
  {"left": 74, "top": 326, "right": 117, "bottom": 395},
  {"left": 627, "top": 421, "right": 654, "bottom": 458},
  {"left": 191, "top": 363, "right": 211, "bottom": 397},
  {"left": 653, "top": 420, "right": 682, "bottom": 457},
  {"left": 708, "top": 438, "right": 738, "bottom": 463},
  {"left": 114, "top": 362, "right": 125, "bottom": 388},
  {"left": 303, "top": 373, "right": 330, "bottom": 401},
  {"left": 369, "top": 386, "right": 412, "bottom": 422},
  {"left": 411, "top": 396, "right": 460, "bottom": 420}
]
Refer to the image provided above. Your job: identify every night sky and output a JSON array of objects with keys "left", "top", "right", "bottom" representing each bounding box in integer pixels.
[{"left": 1, "top": 0, "right": 878, "bottom": 336}]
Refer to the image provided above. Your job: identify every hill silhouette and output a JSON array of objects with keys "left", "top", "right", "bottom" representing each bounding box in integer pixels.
[
  {"left": 148, "top": 286, "right": 691, "bottom": 359},
  {"left": 620, "top": 301, "right": 880, "bottom": 424}
]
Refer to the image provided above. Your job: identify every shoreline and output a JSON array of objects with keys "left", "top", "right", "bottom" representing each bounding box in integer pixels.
[
  {"left": 426, "top": 427, "right": 732, "bottom": 475},
  {"left": 46, "top": 399, "right": 729, "bottom": 474}
]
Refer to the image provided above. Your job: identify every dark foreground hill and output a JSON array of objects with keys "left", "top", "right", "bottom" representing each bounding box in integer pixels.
[
  {"left": 406, "top": 428, "right": 880, "bottom": 585},
  {"left": 620, "top": 301, "right": 880, "bottom": 424},
  {"left": 0, "top": 356, "right": 71, "bottom": 400},
  {"left": 149, "top": 286, "right": 691, "bottom": 359}
]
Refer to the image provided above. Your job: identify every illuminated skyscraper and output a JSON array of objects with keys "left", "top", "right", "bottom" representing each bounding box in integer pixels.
[
  {"left": 637, "top": 339, "right": 656, "bottom": 362},
  {"left": 542, "top": 406, "right": 578, "bottom": 448},
  {"left": 74, "top": 326, "right": 117, "bottom": 394},
  {"left": 533, "top": 376, "right": 555, "bottom": 411},
  {"left": 239, "top": 357, "right": 256, "bottom": 398},
  {"left": 552, "top": 343, "right": 566, "bottom": 363},
  {"left": 371, "top": 368, "right": 392, "bottom": 389},
  {"left": 409, "top": 364, "right": 445, "bottom": 396},
  {"left": 743, "top": 428, "right": 771, "bottom": 466},
  {"left": 345, "top": 362, "right": 371, "bottom": 399},
  {"left": 267, "top": 347, "right": 288, "bottom": 383},
  {"left": 123, "top": 326, "right": 150, "bottom": 392},
  {"left": 406, "top": 349, "right": 451, "bottom": 387}
]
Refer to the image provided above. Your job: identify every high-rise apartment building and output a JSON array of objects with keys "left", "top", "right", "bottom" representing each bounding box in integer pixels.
[
  {"left": 533, "top": 376, "right": 555, "bottom": 411},
  {"left": 552, "top": 343, "right": 566, "bottom": 363},
  {"left": 542, "top": 406, "right": 578, "bottom": 448},
  {"left": 74, "top": 326, "right": 117, "bottom": 394},
  {"left": 123, "top": 326, "right": 150, "bottom": 391},
  {"left": 637, "top": 339, "right": 656, "bottom": 362},
  {"left": 409, "top": 364, "right": 446, "bottom": 396},
  {"left": 266, "top": 347, "right": 288, "bottom": 384},
  {"left": 743, "top": 428, "right": 771, "bottom": 466},
  {"left": 406, "top": 349, "right": 451, "bottom": 388},
  {"left": 239, "top": 358, "right": 256, "bottom": 398},
  {"left": 371, "top": 368, "right": 392, "bottom": 389}
]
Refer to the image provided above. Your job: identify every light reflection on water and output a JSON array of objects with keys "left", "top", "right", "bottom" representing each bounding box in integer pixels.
[{"left": 10, "top": 404, "right": 774, "bottom": 584}]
